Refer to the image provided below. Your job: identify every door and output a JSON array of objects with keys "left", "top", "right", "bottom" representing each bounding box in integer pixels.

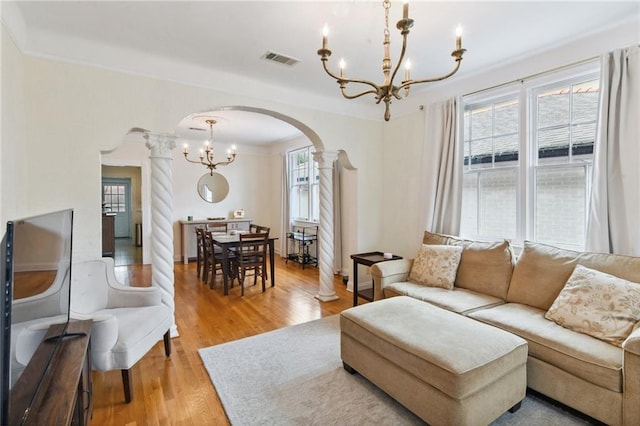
[{"left": 102, "top": 178, "right": 132, "bottom": 238}]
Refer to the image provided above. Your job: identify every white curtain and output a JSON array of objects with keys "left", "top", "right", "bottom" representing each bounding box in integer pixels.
[
  {"left": 332, "top": 158, "right": 342, "bottom": 273},
  {"left": 279, "top": 154, "right": 290, "bottom": 258},
  {"left": 423, "top": 97, "right": 463, "bottom": 235},
  {"left": 586, "top": 45, "right": 640, "bottom": 256}
]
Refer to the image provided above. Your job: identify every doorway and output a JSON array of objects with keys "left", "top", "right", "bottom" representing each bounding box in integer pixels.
[{"left": 101, "top": 166, "right": 144, "bottom": 266}]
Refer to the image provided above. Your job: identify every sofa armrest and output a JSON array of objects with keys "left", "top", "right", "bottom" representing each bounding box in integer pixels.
[
  {"left": 623, "top": 326, "right": 640, "bottom": 356},
  {"left": 624, "top": 326, "right": 640, "bottom": 424},
  {"left": 371, "top": 259, "right": 413, "bottom": 301}
]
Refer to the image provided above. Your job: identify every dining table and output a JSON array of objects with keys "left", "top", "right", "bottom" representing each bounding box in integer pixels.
[{"left": 211, "top": 234, "right": 278, "bottom": 295}]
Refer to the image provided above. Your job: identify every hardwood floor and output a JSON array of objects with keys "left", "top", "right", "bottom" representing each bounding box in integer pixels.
[{"left": 93, "top": 257, "right": 359, "bottom": 425}]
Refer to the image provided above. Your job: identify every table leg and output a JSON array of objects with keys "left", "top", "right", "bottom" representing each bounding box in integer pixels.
[
  {"left": 352, "top": 259, "right": 359, "bottom": 307},
  {"left": 221, "top": 245, "right": 230, "bottom": 296},
  {"left": 269, "top": 240, "right": 275, "bottom": 287}
]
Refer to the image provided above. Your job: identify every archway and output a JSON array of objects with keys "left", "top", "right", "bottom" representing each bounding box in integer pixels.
[
  {"left": 115, "top": 106, "right": 357, "bottom": 333},
  {"left": 176, "top": 106, "right": 347, "bottom": 301}
]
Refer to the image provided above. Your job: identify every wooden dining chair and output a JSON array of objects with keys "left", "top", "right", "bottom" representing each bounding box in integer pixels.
[
  {"left": 208, "top": 223, "right": 228, "bottom": 235},
  {"left": 204, "top": 230, "right": 227, "bottom": 289},
  {"left": 246, "top": 225, "right": 270, "bottom": 278},
  {"left": 231, "top": 232, "right": 269, "bottom": 296},
  {"left": 249, "top": 224, "right": 270, "bottom": 234},
  {"left": 195, "top": 227, "right": 206, "bottom": 281}
]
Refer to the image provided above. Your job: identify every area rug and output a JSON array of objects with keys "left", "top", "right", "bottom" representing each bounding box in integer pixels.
[{"left": 199, "top": 315, "right": 593, "bottom": 425}]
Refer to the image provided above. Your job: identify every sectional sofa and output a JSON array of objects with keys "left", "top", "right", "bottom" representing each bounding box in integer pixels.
[{"left": 370, "top": 231, "right": 640, "bottom": 425}]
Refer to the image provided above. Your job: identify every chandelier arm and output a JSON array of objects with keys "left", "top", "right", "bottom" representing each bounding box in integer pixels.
[
  {"left": 391, "top": 90, "right": 404, "bottom": 101},
  {"left": 321, "top": 59, "right": 381, "bottom": 92},
  {"left": 397, "top": 59, "right": 463, "bottom": 91},
  {"left": 388, "top": 30, "right": 410, "bottom": 90},
  {"left": 212, "top": 158, "right": 235, "bottom": 168},
  {"left": 183, "top": 155, "right": 208, "bottom": 165},
  {"left": 340, "top": 86, "right": 379, "bottom": 100}
]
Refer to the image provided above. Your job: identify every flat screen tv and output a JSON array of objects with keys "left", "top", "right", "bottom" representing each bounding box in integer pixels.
[{"left": 0, "top": 209, "right": 74, "bottom": 425}]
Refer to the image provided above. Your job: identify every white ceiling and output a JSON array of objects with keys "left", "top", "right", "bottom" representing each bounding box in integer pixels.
[
  {"left": 175, "top": 109, "right": 304, "bottom": 146},
  {"left": 5, "top": 1, "right": 640, "bottom": 145}
]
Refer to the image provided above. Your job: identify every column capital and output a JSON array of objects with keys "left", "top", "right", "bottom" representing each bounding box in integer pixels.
[
  {"left": 312, "top": 150, "right": 338, "bottom": 168},
  {"left": 145, "top": 133, "right": 177, "bottom": 158}
]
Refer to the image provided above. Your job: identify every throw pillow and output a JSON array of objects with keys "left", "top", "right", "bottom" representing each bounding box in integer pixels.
[
  {"left": 545, "top": 264, "right": 640, "bottom": 347},
  {"left": 408, "top": 244, "right": 463, "bottom": 290},
  {"left": 423, "top": 231, "right": 515, "bottom": 300}
]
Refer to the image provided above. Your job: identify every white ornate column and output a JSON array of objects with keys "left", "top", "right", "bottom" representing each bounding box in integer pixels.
[
  {"left": 144, "top": 133, "right": 178, "bottom": 336},
  {"left": 312, "top": 150, "right": 339, "bottom": 302}
]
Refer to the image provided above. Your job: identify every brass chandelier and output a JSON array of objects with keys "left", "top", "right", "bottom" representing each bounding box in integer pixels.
[
  {"left": 183, "top": 119, "right": 237, "bottom": 175},
  {"left": 317, "top": 0, "right": 466, "bottom": 121}
]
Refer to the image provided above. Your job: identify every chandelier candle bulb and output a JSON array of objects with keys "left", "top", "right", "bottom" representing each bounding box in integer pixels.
[
  {"left": 402, "top": 1, "right": 409, "bottom": 19},
  {"left": 183, "top": 144, "right": 188, "bottom": 154},
  {"left": 404, "top": 59, "right": 411, "bottom": 81},
  {"left": 322, "top": 24, "right": 329, "bottom": 50},
  {"left": 456, "top": 25, "right": 463, "bottom": 50}
]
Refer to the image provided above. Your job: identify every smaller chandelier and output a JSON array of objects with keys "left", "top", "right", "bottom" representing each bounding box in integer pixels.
[
  {"left": 317, "top": 0, "right": 466, "bottom": 121},
  {"left": 183, "top": 119, "right": 237, "bottom": 175}
]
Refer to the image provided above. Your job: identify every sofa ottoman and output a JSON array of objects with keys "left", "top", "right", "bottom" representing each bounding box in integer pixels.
[{"left": 340, "top": 296, "right": 528, "bottom": 425}]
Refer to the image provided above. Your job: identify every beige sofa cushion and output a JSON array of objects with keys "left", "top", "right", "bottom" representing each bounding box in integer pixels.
[
  {"left": 545, "top": 265, "right": 640, "bottom": 347},
  {"left": 470, "top": 303, "right": 623, "bottom": 392},
  {"left": 507, "top": 241, "right": 640, "bottom": 311},
  {"left": 423, "top": 231, "right": 515, "bottom": 299},
  {"left": 408, "top": 244, "right": 462, "bottom": 289},
  {"left": 383, "top": 282, "right": 504, "bottom": 315}
]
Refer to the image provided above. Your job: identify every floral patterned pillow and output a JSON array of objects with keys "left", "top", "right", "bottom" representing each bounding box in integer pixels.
[
  {"left": 408, "top": 244, "right": 463, "bottom": 290},
  {"left": 545, "top": 264, "right": 640, "bottom": 347}
]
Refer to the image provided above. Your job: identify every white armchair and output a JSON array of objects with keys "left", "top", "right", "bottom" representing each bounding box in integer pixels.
[{"left": 70, "top": 257, "right": 172, "bottom": 403}]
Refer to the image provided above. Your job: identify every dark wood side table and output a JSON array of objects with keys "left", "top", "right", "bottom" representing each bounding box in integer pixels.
[
  {"left": 10, "top": 319, "right": 93, "bottom": 425},
  {"left": 350, "top": 251, "right": 403, "bottom": 306}
]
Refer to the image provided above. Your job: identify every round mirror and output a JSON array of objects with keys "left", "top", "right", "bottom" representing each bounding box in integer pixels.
[{"left": 197, "top": 172, "right": 229, "bottom": 203}]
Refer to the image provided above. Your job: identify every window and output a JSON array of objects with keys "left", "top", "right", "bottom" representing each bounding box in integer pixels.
[
  {"left": 460, "top": 64, "right": 600, "bottom": 250},
  {"left": 102, "top": 183, "right": 127, "bottom": 213},
  {"left": 288, "top": 146, "right": 319, "bottom": 222}
]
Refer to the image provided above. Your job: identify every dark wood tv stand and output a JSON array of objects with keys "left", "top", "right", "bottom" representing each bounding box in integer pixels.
[{"left": 9, "top": 319, "right": 93, "bottom": 425}]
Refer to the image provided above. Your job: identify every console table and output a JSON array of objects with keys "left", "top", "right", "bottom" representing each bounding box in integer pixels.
[
  {"left": 350, "top": 252, "right": 403, "bottom": 306},
  {"left": 10, "top": 319, "right": 93, "bottom": 425},
  {"left": 179, "top": 219, "right": 251, "bottom": 263}
]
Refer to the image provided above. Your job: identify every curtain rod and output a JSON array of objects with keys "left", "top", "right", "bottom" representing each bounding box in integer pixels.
[{"left": 463, "top": 55, "right": 600, "bottom": 97}]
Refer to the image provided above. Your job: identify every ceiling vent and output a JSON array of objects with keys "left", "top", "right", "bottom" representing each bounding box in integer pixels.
[{"left": 262, "top": 51, "right": 300, "bottom": 66}]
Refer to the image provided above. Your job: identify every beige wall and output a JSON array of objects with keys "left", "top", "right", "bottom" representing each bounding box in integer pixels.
[
  {"left": 1, "top": 34, "right": 383, "bottom": 263},
  {"left": 1, "top": 25, "right": 27, "bottom": 226}
]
